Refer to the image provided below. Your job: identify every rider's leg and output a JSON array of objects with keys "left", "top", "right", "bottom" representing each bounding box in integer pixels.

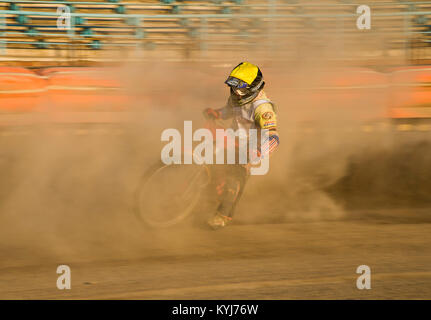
[
  {"left": 208, "top": 165, "right": 249, "bottom": 229},
  {"left": 217, "top": 165, "right": 249, "bottom": 218}
]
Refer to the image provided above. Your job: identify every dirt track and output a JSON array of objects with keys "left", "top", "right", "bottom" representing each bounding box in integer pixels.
[
  {"left": 1, "top": 62, "right": 431, "bottom": 300},
  {"left": 1, "top": 122, "right": 430, "bottom": 300},
  {"left": 1, "top": 209, "right": 430, "bottom": 300}
]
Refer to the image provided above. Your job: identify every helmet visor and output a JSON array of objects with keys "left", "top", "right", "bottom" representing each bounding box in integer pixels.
[{"left": 225, "top": 76, "right": 248, "bottom": 89}]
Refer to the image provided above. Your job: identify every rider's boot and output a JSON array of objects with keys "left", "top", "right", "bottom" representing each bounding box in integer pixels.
[{"left": 207, "top": 212, "right": 232, "bottom": 230}]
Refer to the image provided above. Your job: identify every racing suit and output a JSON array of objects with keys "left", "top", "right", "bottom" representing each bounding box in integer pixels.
[{"left": 212, "top": 89, "right": 280, "bottom": 218}]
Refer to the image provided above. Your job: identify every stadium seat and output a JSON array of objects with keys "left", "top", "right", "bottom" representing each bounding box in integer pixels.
[
  {"left": 15, "top": 15, "right": 28, "bottom": 25},
  {"left": 115, "top": 5, "right": 126, "bottom": 14},
  {"left": 25, "top": 27, "right": 38, "bottom": 37},
  {"left": 81, "top": 27, "right": 93, "bottom": 37},
  {"left": 75, "top": 17, "right": 86, "bottom": 25},
  {"left": 171, "top": 5, "right": 181, "bottom": 14},
  {"left": 34, "top": 40, "right": 49, "bottom": 49},
  {"left": 9, "top": 2, "right": 19, "bottom": 11},
  {"left": 90, "top": 39, "right": 102, "bottom": 49}
]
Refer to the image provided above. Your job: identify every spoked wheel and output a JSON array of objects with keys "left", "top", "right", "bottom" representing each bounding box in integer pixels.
[{"left": 135, "top": 163, "right": 211, "bottom": 228}]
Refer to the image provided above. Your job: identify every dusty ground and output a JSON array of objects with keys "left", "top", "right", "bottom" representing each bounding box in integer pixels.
[
  {"left": 0, "top": 208, "right": 430, "bottom": 300},
  {"left": 0, "top": 117, "right": 430, "bottom": 300}
]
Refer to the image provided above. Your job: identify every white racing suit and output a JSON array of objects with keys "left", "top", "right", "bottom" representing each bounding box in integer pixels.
[{"left": 213, "top": 90, "right": 280, "bottom": 218}]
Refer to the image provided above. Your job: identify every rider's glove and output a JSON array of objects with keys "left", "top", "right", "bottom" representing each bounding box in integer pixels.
[{"left": 203, "top": 108, "right": 221, "bottom": 120}]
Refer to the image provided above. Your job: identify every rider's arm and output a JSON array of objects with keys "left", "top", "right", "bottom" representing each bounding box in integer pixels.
[
  {"left": 254, "top": 103, "right": 280, "bottom": 158},
  {"left": 204, "top": 98, "right": 234, "bottom": 120},
  {"left": 215, "top": 97, "right": 234, "bottom": 120}
]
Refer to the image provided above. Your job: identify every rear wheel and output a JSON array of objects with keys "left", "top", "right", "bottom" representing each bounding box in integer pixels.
[{"left": 135, "top": 163, "right": 211, "bottom": 228}]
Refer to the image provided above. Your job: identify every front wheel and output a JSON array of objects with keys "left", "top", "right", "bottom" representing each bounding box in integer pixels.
[{"left": 134, "top": 163, "right": 211, "bottom": 228}]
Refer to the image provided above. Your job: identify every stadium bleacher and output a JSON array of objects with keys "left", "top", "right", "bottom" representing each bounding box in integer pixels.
[
  {"left": 2, "top": 1, "right": 431, "bottom": 120},
  {"left": 0, "top": 0, "right": 431, "bottom": 64}
]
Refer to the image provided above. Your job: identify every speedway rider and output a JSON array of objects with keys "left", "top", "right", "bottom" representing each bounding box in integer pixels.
[{"left": 203, "top": 62, "right": 280, "bottom": 229}]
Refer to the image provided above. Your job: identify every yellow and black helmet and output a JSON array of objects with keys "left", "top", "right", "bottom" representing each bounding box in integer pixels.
[{"left": 225, "top": 62, "right": 265, "bottom": 105}]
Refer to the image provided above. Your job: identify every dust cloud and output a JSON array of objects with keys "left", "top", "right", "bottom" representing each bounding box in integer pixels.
[{"left": 1, "top": 38, "right": 431, "bottom": 268}]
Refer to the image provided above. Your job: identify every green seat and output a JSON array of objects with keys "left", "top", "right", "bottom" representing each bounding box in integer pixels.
[
  {"left": 171, "top": 5, "right": 181, "bottom": 14},
  {"left": 90, "top": 40, "right": 101, "bottom": 50},
  {"left": 34, "top": 40, "right": 48, "bottom": 49},
  {"left": 75, "top": 16, "right": 86, "bottom": 25},
  {"left": 25, "top": 27, "right": 38, "bottom": 37},
  {"left": 115, "top": 5, "right": 126, "bottom": 14},
  {"left": 161, "top": 0, "right": 175, "bottom": 4},
  {"left": 81, "top": 27, "right": 93, "bottom": 37},
  {"left": 16, "top": 15, "right": 28, "bottom": 24},
  {"left": 9, "top": 3, "right": 19, "bottom": 11}
]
